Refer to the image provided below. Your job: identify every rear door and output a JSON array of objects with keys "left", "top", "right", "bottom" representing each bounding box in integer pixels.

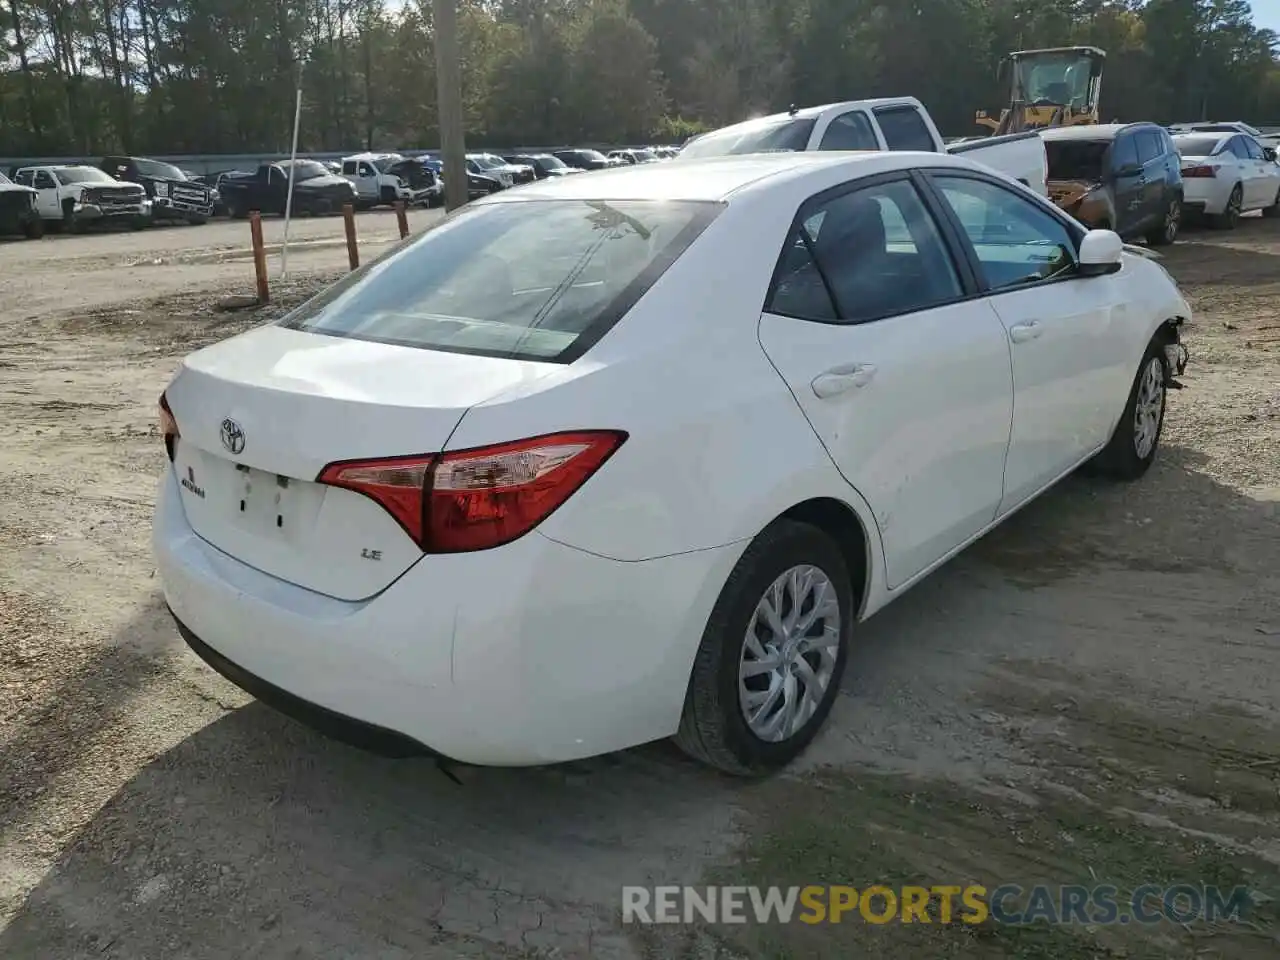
[{"left": 758, "top": 172, "right": 1013, "bottom": 589}]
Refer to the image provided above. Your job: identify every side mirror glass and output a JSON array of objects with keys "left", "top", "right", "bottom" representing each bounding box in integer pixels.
[
  {"left": 1265, "top": 147, "right": 1277, "bottom": 162},
  {"left": 1078, "top": 229, "right": 1123, "bottom": 277}
]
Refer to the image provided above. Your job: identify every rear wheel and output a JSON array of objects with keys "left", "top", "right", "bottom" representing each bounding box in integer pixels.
[
  {"left": 674, "top": 520, "right": 852, "bottom": 776},
  {"left": 1211, "top": 185, "right": 1242, "bottom": 230},
  {"left": 1093, "top": 340, "right": 1168, "bottom": 481},
  {"left": 1146, "top": 196, "right": 1180, "bottom": 246},
  {"left": 1262, "top": 187, "right": 1280, "bottom": 219},
  {"left": 23, "top": 216, "right": 44, "bottom": 240}
]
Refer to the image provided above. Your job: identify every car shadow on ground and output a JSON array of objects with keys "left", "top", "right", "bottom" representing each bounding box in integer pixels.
[{"left": 1, "top": 448, "right": 1277, "bottom": 960}]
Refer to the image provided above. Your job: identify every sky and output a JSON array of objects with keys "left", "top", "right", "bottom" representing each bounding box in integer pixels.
[{"left": 1255, "top": 0, "right": 1280, "bottom": 34}]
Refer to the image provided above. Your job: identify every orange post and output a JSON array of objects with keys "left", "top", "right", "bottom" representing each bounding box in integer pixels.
[
  {"left": 249, "top": 211, "right": 269, "bottom": 303},
  {"left": 343, "top": 203, "right": 359, "bottom": 270},
  {"left": 394, "top": 200, "right": 410, "bottom": 239}
]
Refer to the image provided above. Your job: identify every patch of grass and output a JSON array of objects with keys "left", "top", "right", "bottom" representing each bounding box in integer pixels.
[{"left": 646, "top": 771, "right": 1279, "bottom": 960}]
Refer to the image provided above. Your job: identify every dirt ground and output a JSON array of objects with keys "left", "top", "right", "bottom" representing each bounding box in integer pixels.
[{"left": 0, "top": 216, "right": 1277, "bottom": 959}]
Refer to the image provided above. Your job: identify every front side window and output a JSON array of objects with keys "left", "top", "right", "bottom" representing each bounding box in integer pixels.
[
  {"left": 873, "top": 106, "right": 935, "bottom": 152},
  {"left": 279, "top": 199, "right": 721, "bottom": 362},
  {"left": 1136, "top": 131, "right": 1163, "bottom": 163},
  {"left": 818, "top": 112, "right": 879, "bottom": 151},
  {"left": 932, "top": 175, "right": 1078, "bottom": 291},
  {"left": 1243, "top": 137, "right": 1265, "bottom": 161},
  {"left": 1110, "top": 136, "right": 1139, "bottom": 172},
  {"left": 768, "top": 178, "right": 962, "bottom": 323}
]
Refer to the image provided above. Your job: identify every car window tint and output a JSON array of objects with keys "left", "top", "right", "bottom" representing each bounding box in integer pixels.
[
  {"left": 1136, "top": 131, "right": 1162, "bottom": 163},
  {"left": 1228, "top": 137, "right": 1250, "bottom": 159},
  {"left": 34, "top": 171, "right": 55, "bottom": 188},
  {"left": 818, "top": 112, "right": 879, "bottom": 151},
  {"left": 769, "top": 179, "right": 961, "bottom": 324},
  {"left": 1110, "top": 135, "right": 1139, "bottom": 171},
  {"left": 933, "top": 176, "right": 1078, "bottom": 291},
  {"left": 1243, "top": 137, "right": 1265, "bottom": 160},
  {"left": 873, "top": 106, "right": 936, "bottom": 151},
  {"left": 279, "top": 199, "right": 721, "bottom": 362}
]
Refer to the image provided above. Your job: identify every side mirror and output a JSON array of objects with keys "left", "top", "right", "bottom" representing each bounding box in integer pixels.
[
  {"left": 1078, "top": 229, "right": 1123, "bottom": 277},
  {"left": 1265, "top": 147, "right": 1277, "bottom": 162}
]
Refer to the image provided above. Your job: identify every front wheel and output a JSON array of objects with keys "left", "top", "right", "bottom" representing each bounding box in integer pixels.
[
  {"left": 1146, "top": 197, "right": 1180, "bottom": 246},
  {"left": 1093, "top": 341, "right": 1168, "bottom": 480},
  {"left": 674, "top": 520, "right": 852, "bottom": 776}
]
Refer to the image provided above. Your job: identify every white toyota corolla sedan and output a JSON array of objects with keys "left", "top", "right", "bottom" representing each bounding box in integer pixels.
[{"left": 153, "top": 151, "right": 1191, "bottom": 775}]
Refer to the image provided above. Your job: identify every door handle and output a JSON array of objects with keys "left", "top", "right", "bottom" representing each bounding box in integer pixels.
[
  {"left": 811, "top": 363, "right": 877, "bottom": 398},
  {"left": 1009, "top": 321, "right": 1043, "bottom": 344}
]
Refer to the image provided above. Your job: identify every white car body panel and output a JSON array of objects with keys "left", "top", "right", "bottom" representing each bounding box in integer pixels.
[
  {"left": 1173, "top": 133, "right": 1280, "bottom": 215},
  {"left": 153, "top": 151, "right": 1192, "bottom": 766}
]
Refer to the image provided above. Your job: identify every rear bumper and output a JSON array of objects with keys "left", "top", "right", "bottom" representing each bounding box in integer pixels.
[
  {"left": 152, "top": 469, "right": 738, "bottom": 766},
  {"left": 1180, "top": 178, "right": 1230, "bottom": 215}
]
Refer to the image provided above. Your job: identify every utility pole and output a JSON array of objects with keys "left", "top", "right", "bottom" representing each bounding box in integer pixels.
[{"left": 433, "top": 0, "right": 467, "bottom": 211}]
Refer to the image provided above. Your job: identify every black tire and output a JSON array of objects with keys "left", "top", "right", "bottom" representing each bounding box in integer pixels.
[
  {"left": 379, "top": 185, "right": 397, "bottom": 205},
  {"left": 1262, "top": 188, "right": 1280, "bottom": 219},
  {"left": 674, "top": 519, "right": 853, "bottom": 776},
  {"left": 229, "top": 199, "right": 247, "bottom": 220},
  {"left": 131, "top": 216, "right": 150, "bottom": 231},
  {"left": 1146, "top": 196, "right": 1180, "bottom": 246},
  {"left": 1211, "top": 186, "right": 1242, "bottom": 230},
  {"left": 1093, "top": 339, "right": 1168, "bottom": 481},
  {"left": 185, "top": 215, "right": 208, "bottom": 226},
  {"left": 61, "top": 197, "right": 79, "bottom": 233},
  {"left": 23, "top": 217, "right": 44, "bottom": 240}
]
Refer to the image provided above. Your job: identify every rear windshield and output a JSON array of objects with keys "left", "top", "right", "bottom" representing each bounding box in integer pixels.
[
  {"left": 278, "top": 199, "right": 721, "bottom": 363},
  {"left": 1173, "top": 136, "right": 1225, "bottom": 157},
  {"left": 1044, "top": 140, "right": 1110, "bottom": 181},
  {"left": 678, "top": 118, "right": 818, "bottom": 159}
]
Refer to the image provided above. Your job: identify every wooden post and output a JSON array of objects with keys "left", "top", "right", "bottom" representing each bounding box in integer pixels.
[
  {"left": 249, "top": 211, "right": 269, "bottom": 303},
  {"left": 343, "top": 203, "right": 359, "bottom": 270},
  {"left": 394, "top": 200, "right": 409, "bottom": 239}
]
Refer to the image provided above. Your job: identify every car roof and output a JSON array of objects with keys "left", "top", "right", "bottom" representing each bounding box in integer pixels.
[
  {"left": 1040, "top": 123, "right": 1156, "bottom": 141},
  {"left": 474, "top": 151, "right": 970, "bottom": 204}
]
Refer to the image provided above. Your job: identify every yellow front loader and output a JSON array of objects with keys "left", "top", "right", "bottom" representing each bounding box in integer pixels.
[{"left": 975, "top": 46, "right": 1105, "bottom": 136}]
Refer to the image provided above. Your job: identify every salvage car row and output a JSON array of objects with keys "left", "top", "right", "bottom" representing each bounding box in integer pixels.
[{"left": 0, "top": 144, "right": 682, "bottom": 238}]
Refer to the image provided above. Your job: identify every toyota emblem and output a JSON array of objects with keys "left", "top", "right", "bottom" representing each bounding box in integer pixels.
[{"left": 220, "top": 418, "right": 246, "bottom": 455}]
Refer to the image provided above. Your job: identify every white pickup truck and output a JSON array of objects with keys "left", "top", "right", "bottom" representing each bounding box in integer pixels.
[
  {"left": 677, "top": 97, "right": 1048, "bottom": 197},
  {"left": 12, "top": 164, "right": 151, "bottom": 230},
  {"left": 340, "top": 152, "right": 434, "bottom": 208}
]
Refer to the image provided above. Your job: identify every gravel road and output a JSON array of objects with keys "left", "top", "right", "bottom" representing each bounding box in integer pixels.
[{"left": 1, "top": 219, "right": 1277, "bottom": 959}]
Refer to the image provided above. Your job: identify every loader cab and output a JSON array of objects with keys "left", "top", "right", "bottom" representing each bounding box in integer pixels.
[{"left": 978, "top": 46, "right": 1105, "bottom": 136}]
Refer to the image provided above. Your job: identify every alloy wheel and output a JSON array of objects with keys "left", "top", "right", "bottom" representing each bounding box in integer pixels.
[
  {"left": 738, "top": 564, "right": 841, "bottom": 743},
  {"left": 1133, "top": 356, "right": 1165, "bottom": 460}
]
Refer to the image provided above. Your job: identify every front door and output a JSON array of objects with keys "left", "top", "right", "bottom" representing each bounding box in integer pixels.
[
  {"left": 1107, "top": 133, "right": 1147, "bottom": 235},
  {"left": 758, "top": 174, "right": 1013, "bottom": 589},
  {"left": 926, "top": 172, "right": 1125, "bottom": 513},
  {"left": 31, "top": 170, "right": 61, "bottom": 218}
]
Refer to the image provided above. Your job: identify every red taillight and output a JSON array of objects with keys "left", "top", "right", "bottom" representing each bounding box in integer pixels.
[
  {"left": 159, "top": 392, "right": 179, "bottom": 461},
  {"left": 1182, "top": 164, "right": 1217, "bottom": 178},
  {"left": 316, "top": 431, "right": 626, "bottom": 553}
]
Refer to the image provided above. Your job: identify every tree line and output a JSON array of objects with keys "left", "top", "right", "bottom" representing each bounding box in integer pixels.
[{"left": 2, "top": 0, "right": 1278, "bottom": 158}]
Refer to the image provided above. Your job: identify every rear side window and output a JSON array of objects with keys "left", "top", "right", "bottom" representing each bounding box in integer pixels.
[
  {"left": 279, "top": 199, "right": 722, "bottom": 362},
  {"left": 818, "top": 112, "right": 879, "bottom": 151},
  {"left": 873, "top": 106, "right": 935, "bottom": 152}
]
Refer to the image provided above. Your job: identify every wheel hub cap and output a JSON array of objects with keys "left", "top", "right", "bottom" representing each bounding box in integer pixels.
[{"left": 738, "top": 564, "right": 841, "bottom": 743}]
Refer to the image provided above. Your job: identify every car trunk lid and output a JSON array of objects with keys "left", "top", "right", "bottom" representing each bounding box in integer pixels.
[{"left": 165, "top": 325, "right": 556, "bottom": 600}]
